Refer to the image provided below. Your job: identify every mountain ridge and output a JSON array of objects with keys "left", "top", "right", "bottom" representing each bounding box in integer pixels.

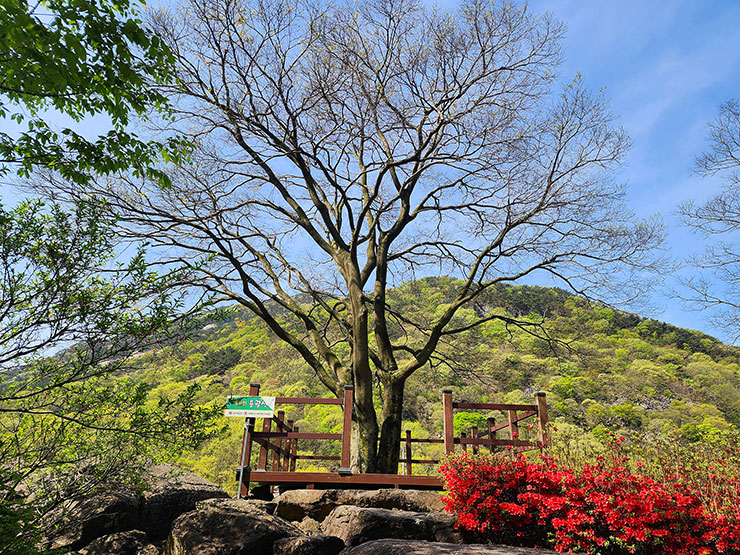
[{"left": 129, "top": 278, "right": 739, "bottom": 490}]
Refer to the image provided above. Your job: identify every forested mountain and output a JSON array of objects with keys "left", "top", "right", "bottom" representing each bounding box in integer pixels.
[{"left": 131, "top": 278, "right": 740, "bottom": 490}]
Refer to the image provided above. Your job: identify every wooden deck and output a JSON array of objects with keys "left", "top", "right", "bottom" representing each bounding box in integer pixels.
[{"left": 234, "top": 384, "right": 550, "bottom": 497}]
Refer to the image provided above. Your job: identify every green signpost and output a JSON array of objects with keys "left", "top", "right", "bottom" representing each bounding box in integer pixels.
[{"left": 225, "top": 396, "right": 276, "bottom": 418}]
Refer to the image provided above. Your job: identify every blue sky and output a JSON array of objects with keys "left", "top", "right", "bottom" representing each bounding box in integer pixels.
[{"left": 519, "top": 0, "right": 740, "bottom": 339}]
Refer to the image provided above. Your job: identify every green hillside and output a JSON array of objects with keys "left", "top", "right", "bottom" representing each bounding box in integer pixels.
[{"left": 130, "top": 278, "right": 740, "bottom": 491}]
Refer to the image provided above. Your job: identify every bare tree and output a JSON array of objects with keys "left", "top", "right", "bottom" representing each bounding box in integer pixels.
[
  {"left": 680, "top": 99, "right": 740, "bottom": 342},
  {"left": 41, "top": 0, "right": 664, "bottom": 473}
]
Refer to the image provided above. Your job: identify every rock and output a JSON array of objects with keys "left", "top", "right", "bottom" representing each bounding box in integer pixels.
[
  {"left": 297, "top": 516, "right": 321, "bottom": 535},
  {"left": 75, "top": 530, "right": 159, "bottom": 555},
  {"left": 41, "top": 465, "right": 229, "bottom": 550},
  {"left": 164, "top": 498, "right": 301, "bottom": 555},
  {"left": 340, "top": 539, "right": 559, "bottom": 554},
  {"left": 44, "top": 491, "right": 141, "bottom": 551},
  {"left": 196, "top": 496, "right": 276, "bottom": 515},
  {"left": 273, "top": 535, "right": 345, "bottom": 555},
  {"left": 336, "top": 489, "right": 445, "bottom": 513},
  {"left": 140, "top": 464, "right": 230, "bottom": 541},
  {"left": 276, "top": 489, "right": 444, "bottom": 522},
  {"left": 276, "top": 489, "right": 335, "bottom": 521},
  {"left": 320, "top": 506, "right": 463, "bottom": 547}
]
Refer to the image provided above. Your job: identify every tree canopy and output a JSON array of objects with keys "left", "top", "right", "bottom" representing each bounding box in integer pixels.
[
  {"left": 0, "top": 0, "right": 184, "bottom": 185},
  {"left": 40, "top": 0, "right": 665, "bottom": 473}
]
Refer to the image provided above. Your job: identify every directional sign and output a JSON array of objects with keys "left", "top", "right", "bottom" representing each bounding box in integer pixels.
[{"left": 225, "top": 396, "right": 276, "bottom": 418}]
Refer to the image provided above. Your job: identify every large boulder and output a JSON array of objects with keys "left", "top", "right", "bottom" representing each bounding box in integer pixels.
[
  {"left": 196, "top": 496, "right": 277, "bottom": 515},
  {"left": 164, "top": 498, "right": 302, "bottom": 555},
  {"left": 43, "top": 491, "right": 141, "bottom": 551},
  {"left": 140, "top": 464, "right": 230, "bottom": 541},
  {"left": 273, "top": 535, "right": 345, "bottom": 555},
  {"left": 40, "top": 465, "right": 229, "bottom": 551},
  {"left": 276, "top": 490, "right": 335, "bottom": 522},
  {"left": 336, "top": 489, "right": 445, "bottom": 513},
  {"left": 340, "top": 539, "right": 559, "bottom": 554},
  {"left": 276, "top": 489, "right": 444, "bottom": 522},
  {"left": 320, "top": 505, "right": 463, "bottom": 547},
  {"left": 74, "top": 529, "right": 159, "bottom": 555}
]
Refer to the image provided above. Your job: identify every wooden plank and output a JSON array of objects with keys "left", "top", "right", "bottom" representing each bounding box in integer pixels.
[
  {"left": 252, "top": 437, "right": 291, "bottom": 458},
  {"left": 253, "top": 431, "right": 342, "bottom": 441},
  {"left": 274, "top": 396, "right": 343, "bottom": 406},
  {"left": 453, "top": 402, "right": 536, "bottom": 411},
  {"left": 295, "top": 455, "right": 341, "bottom": 461},
  {"left": 478, "top": 411, "right": 537, "bottom": 436},
  {"left": 405, "top": 438, "right": 444, "bottom": 444},
  {"left": 339, "top": 385, "right": 353, "bottom": 475},
  {"left": 271, "top": 414, "right": 293, "bottom": 431},
  {"left": 456, "top": 437, "right": 534, "bottom": 447},
  {"left": 238, "top": 470, "right": 444, "bottom": 490},
  {"left": 442, "top": 389, "right": 454, "bottom": 455}
]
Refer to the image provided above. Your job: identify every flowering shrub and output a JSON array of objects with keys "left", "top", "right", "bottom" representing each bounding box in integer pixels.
[{"left": 440, "top": 451, "right": 740, "bottom": 554}]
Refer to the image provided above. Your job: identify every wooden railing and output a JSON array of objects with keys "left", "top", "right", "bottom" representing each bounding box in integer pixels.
[{"left": 235, "top": 383, "right": 549, "bottom": 496}]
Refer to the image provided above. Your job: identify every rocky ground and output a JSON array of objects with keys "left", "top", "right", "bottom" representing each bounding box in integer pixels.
[{"left": 45, "top": 466, "right": 556, "bottom": 554}]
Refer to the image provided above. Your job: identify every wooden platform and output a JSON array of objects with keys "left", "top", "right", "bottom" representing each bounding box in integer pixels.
[
  {"left": 237, "top": 468, "right": 444, "bottom": 490},
  {"left": 234, "top": 383, "right": 549, "bottom": 497}
]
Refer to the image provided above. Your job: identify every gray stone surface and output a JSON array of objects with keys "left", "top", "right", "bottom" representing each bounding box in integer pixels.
[
  {"left": 296, "top": 516, "right": 321, "bottom": 535},
  {"left": 273, "top": 534, "right": 345, "bottom": 555},
  {"left": 75, "top": 529, "right": 159, "bottom": 555},
  {"left": 276, "top": 489, "right": 445, "bottom": 522},
  {"left": 320, "top": 505, "right": 463, "bottom": 547},
  {"left": 140, "top": 464, "right": 230, "bottom": 541},
  {"left": 164, "top": 498, "right": 301, "bottom": 555},
  {"left": 340, "top": 539, "right": 559, "bottom": 554},
  {"left": 196, "top": 496, "right": 276, "bottom": 514},
  {"left": 45, "top": 491, "right": 141, "bottom": 551},
  {"left": 42, "top": 464, "right": 229, "bottom": 550}
]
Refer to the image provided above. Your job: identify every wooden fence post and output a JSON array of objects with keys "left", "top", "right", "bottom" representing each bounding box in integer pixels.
[
  {"left": 471, "top": 426, "right": 479, "bottom": 455},
  {"left": 257, "top": 416, "right": 271, "bottom": 471},
  {"left": 339, "top": 385, "right": 353, "bottom": 475},
  {"left": 405, "top": 430, "right": 413, "bottom": 476},
  {"left": 290, "top": 425, "right": 299, "bottom": 472},
  {"left": 535, "top": 392, "right": 551, "bottom": 448},
  {"left": 487, "top": 417, "right": 496, "bottom": 453},
  {"left": 442, "top": 389, "right": 454, "bottom": 455},
  {"left": 237, "top": 382, "right": 260, "bottom": 498},
  {"left": 272, "top": 410, "right": 285, "bottom": 471},
  {"left": 507, "top": 409, "right": 518, "bottom": 460},
  {"left": 282, "top": 419, "right": 294, "bottom": 472}
]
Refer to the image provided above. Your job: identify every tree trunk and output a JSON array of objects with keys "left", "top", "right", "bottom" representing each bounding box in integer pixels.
[
  {"left": 376, "top": 377, "right": 405, "bottom": 474},
  {"left": 351, "top": 411, "right": 378, "bottom": 473}
]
